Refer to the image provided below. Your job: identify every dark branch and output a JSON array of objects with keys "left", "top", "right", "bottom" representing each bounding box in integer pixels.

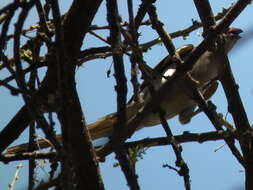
[
  {"left": 159, "top": 111, "right": 191, "bottom": 190},
  {"left": 193, "top": 0, "right": 215, "bottom": 37},
  {"left": 125, "top": 130, "right": 238, "bottom": 149},
  {"left": 219, "top": 52, "right": 253, "bottom": 189},
  {"left": 106, "top": 0, "right": 139, "bottom": 189},
  {"left": 0, "top": 152, "right": 58, "bottom": 163}
]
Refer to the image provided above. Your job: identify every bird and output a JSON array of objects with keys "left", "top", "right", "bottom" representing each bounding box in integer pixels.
[{"left": 6, "top": 27, "right": 243, "bottom": 154}]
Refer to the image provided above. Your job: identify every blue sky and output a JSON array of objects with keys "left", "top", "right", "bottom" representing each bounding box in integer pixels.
[{"left": 1, "top": 1, "right": 253, "bottom": 189}]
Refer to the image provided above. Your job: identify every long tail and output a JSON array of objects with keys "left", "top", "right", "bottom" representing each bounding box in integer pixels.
[{"left": 5, "top": 114, "right": 117, "bottom": 154}]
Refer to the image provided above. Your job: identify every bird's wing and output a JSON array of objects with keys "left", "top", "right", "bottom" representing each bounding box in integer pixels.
[
  {"left": 178, "top": 80, "right": 219, "bottom": 124},
  {"left": 137, "top": 44, "right": 194, "bottom": 92},
  {"left": 202, "top": 80, "right": 219, "bottom": 100},
  {"left": 153, "top": 44, "right": 194, "bottom": 75}
]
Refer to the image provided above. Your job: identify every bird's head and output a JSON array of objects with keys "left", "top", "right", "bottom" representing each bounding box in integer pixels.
[{"left": 222, "top": 27, "right": 243, "bottom": 52}]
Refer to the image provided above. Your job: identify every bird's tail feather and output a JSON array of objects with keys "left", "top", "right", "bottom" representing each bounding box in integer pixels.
[
  {"left": 88, "top": 114, "right": 116, "bottom": 140},
  {"left": 6, "top": 114, "right": 117, "bottom": 154}
]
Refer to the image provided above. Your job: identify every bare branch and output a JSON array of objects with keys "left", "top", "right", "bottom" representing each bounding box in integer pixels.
[
  {"left": 0, "top": 152, "right": 58, "bottom": 163},
  {"left": 159, "top": 110, "right": 191, "bottom": 190},
  {"left": 220, "top": 52, "right": 253, "bottom": 189},
  {"left": 125, "top": 130, "right": 237, "bottom": 149},
  {"left": 8, "top": 164, "right": 23, "bottom": 190},
  {"left": 106, "top": 1, "right": 139, "bottom": 189},
  {"left": 193, "top": 0, "right": 215, "bottom": 36}
]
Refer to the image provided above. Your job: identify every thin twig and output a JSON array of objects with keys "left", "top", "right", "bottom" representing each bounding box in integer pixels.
[
  {"left": 159, "top": 110, "right": 191, "bottom": 190},
  {"left": 127, "top": 0, "right": 141, "bottom": 103},
  {"left": 8, "top": 164, "right": 23, "bottom": 190},
  {"left": 89, "top": 30, "right": 110, "bottom": 44}
]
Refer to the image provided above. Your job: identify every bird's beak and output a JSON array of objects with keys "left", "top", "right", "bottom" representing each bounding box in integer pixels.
[{"left": 228, "top": 28, "right": 243, "bottom": 38}]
